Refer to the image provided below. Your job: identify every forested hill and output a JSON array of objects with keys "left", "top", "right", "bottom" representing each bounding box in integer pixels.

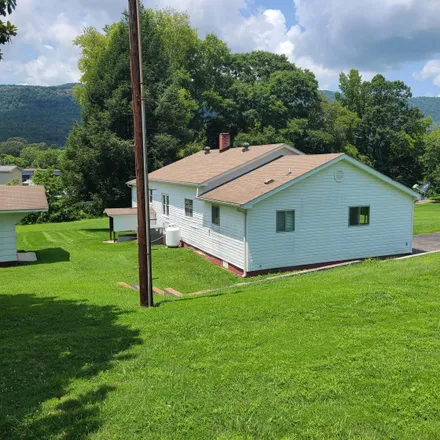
[
  {"left": 408, "top": 97, "right": 440, "bottom": 126},
  {"left": 0, "top": 83, "right": 439, "bottom": 148},
  {"left": 0, "top": 84, "right": 81, "bottom": 147},
  {"left": 320, "top": 90, "right": 440, "bottom": 125}
]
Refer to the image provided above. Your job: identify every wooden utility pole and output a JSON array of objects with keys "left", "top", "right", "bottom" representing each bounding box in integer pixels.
[{"left": 127, "top": 0, "right": 153, "bottom": 307}]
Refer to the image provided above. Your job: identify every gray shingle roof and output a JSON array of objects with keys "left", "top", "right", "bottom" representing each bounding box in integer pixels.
[
  {"left": 0, "top": 186, "right": 48, "bottom": 212},
  {"left": 0, "top": 165, "right": 19, "bottom": 173}
]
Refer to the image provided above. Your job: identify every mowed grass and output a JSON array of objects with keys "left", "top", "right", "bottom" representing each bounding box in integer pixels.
[
  {"left": 0, "top": 215, "right": 440, "bottom": 439},
  {"left": 414, "top": 202, "right": 440, "bottom": 235},
  {"left": 13, "top": 218, "right": 239, "bottom": 295}
]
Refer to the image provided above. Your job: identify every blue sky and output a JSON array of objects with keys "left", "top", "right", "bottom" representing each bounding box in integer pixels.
[{"left": 1, "top": 0, "right": 440, "bottom": 96}]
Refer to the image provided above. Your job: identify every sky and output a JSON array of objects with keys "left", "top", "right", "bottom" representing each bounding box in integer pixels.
[{"left": 1, "top": 0, "right": 440, "bottom": 96}]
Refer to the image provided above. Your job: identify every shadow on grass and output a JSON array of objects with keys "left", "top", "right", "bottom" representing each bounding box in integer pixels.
[
  {"left": 31, "top": 248, "right": 71, "bottom": 265},
  {"left": 0, "top": 294, "right": 141, "bottom": 440}
]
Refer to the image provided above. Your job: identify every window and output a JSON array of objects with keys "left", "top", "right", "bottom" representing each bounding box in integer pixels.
[
  {"left": 276, "top": 210, "right": 295, "bottom": 232},
  {"left": 149, "top": 189, "right": 153, "bottom": 203},
  {"left": 162, "top": 193, "right": 169, "bottom": 216},
  {"left": 185, "top": 199, "right": 193, "bottom": 217},
  {"left": 349, "top": 206, "right": 370, "bottom": 226},
  {"left": 212, "top": 205, "right": 220, "bottom": 226}
]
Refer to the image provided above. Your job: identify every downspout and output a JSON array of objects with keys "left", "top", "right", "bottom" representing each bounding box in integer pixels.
[{"left": 243, "top": 209, "right": 248, "bottom": 278}]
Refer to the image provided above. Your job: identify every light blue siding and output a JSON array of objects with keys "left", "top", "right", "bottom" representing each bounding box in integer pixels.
[
  {"left": 151, "top": 182, "right": 245, "bottom": 269},
  {"left": 0, "top": 213, "right": 26, "bottom": 263},
  {"left": 247, "top": 161, "right": 414, "bottom": 271}
]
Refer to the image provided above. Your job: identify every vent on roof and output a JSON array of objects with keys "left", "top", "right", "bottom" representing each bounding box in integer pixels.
[
  {"left": 334, "top": 170, "right": 345, "bottom": 182},
  {"left": 264, "top": 178, "right": 275, "bottom": 185},
  {"left": 242, "top": 142, "right": 250, "bottom": 152},
  {"left": 204, "top": 146, "right": 211, "bottom": 154}
]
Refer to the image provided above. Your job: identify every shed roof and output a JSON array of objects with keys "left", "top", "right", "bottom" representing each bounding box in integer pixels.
[
  {"left": 104, "top": 206, "right": 156, "bottom": 217},
  {"left": 128, "top": 144, "right": 293, "bottom": 186},
  {"left": 199, "top": 154, "right": 344, "bottom": 205},
  {"left": 0, "top": 165, "right": 20, "bottom": 173},
  {"left": 0, "top": 186, "right": 48, "bottom": 213}
]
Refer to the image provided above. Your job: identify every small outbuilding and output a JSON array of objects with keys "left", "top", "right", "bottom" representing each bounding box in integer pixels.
[
  {"left": 0, "top": 186, "right": 48, "bottom": 266},
  {"left": 0, "top": 165, "right": 22, "bottom": 185},
  {"left": 104, "top": 206, "right": 157, "bottom": 242}
]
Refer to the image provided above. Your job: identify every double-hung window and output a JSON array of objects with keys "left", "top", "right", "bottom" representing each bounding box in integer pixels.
[
  {"left": 185, "top": 199, "right": 193, "bottom": 217},
  {"left": 212, "top": 205, "right": 220, "bottom": 226},
  {"left": 162, "top": 193, "right": 169, "bottom": 216},
  {"left": 349, "top": 206, "right": 370, "bottom": 226},
  {"left": 276, "top": 210, "right": 295, "bottom": 232}
]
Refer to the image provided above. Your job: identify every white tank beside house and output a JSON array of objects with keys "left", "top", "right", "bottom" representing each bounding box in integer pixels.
[{"left": 165, "top": 224, "right": 181, "bottom": 248}]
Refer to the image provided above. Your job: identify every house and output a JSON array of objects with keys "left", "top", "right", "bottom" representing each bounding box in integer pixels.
[
  {"left": 127, "top": 133, "right": 419, "bottom": 276},
  {"left": 0, "top": 165, "right": 22, "bottom": 185},
  {"left": 22, "top": 168, "right": 62, "bottom": 185},
  {"left": 0, "top": 186, "right": 48, "bottom": 266}
]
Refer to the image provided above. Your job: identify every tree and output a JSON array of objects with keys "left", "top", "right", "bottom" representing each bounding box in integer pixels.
[
  {"left": 24, "top": 170, "right": 74, "bottom": 224},
  {"left": 335, "top": 69, "right": 367, "bottom": 117},
  {"left": 64, "top": 121, "right": 135, "bottom": 209},
  {"left": 0, "top": 137, "right": 28, "bottom": 156},
  {"left": 0, "top": 153, "right": 23, "bottom": 166},
  {"left": 65, "top": 9, "right": 212, "bottom": 208},
  {"left": 0, "top": 0, "right": 16, "bottom": 61},
  {"left": 304, "top": 99, "right": 360, "bottom": 154},
  {"left": 422, "top": 127, "right": 440, "bottom": 193},
  {"left": 203, "top": 53, "right": 322, "bottom": 150},
  {"left": 336, "top": 71, "right": 430, "bottom": 186}
]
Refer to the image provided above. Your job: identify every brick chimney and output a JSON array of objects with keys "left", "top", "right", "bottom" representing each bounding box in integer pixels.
[{"left": 219, "top": 133, "right": 231, "bottom": 152}]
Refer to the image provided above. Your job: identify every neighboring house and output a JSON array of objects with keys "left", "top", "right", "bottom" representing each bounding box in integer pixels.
[
  {"left": 126, "top": 134, "right": 419, "bottom": 276},
  {"left": 22, "top": 169, "right": 62, "bottom": 185},
  {"left": 0, "top": 165, "right": 22, "bottom": 185},
  {"left": 0, "top": 186, "right": 48, "bottom": 266}
]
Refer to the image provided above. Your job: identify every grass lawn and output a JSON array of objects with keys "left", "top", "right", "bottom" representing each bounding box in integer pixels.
[
  {"left": 414, "top": 203, "right": 440, "bottom": 235},
  {"left": 1, "top": 217, "right": 440, "bottom": 439}
]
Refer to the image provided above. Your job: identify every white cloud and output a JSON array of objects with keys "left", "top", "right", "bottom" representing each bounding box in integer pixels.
[
  {"left": 1, "top": 0, "right": 439, "bottom": 91},
  {"left": 0, "top": 0, "right": 125, "bottom": 85},
  {"left": 291, "top": 0, "right": 440, "bottom": 71},
  {"left": 414, "top": 60, "right": 440, "bottom": 87}
]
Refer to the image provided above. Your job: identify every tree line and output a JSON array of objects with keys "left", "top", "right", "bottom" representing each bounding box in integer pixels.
[
  {"left": 0, "top": 137, "right": 63, "bottom": 169},
  {"left": 3, "top": 8, "right": 440, "bottom": 223},
  {"left": 63, "top": 8, "right": 439, "bottom": 214}
]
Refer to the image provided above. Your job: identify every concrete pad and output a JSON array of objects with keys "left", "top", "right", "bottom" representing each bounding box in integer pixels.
[{"left": 17, "top": 252, "right": 37, "bottom": 263}]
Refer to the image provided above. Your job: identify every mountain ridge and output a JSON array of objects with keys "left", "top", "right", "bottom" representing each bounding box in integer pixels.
[
  {"left": 0, "top": 83, "right": 81, "bottom": 146},
  {"left": 0, "top": 84, "right": 439, "bottom": 147}
]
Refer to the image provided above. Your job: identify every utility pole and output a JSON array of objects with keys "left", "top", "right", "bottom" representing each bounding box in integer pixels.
[{"left": 127, "top": 0, "right": 153, "bottom": 307}]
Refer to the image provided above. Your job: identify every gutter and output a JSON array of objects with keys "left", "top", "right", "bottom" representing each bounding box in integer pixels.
[
  {"left": 127, "top": 179, "right": 200, "bottom": 187},
  {"left": 0, "top": 209, "right": 48, "bottom": 214},
  {"left": 195, "top": 196, "right": 241, "bottom": 207}
]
